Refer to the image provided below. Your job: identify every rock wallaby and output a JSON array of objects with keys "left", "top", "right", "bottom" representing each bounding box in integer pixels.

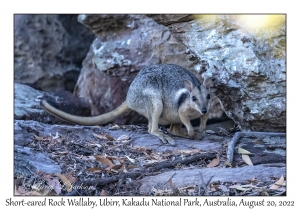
[{"left": 41, "top": 64, "right": 213, "bottom": 146}]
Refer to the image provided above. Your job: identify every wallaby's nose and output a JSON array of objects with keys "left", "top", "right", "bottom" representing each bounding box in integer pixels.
[{"left": 201, "top": 108, "right": 207, "bottom": 114}]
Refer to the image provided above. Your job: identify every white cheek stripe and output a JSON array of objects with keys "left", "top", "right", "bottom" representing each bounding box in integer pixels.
[{"left": 175, "top": 88, "right": 189, "bottom": 101}]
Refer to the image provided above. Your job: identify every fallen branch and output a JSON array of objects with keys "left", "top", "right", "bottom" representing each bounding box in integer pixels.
[
  {"left": 146, "top": 152, "right": 216, "bottom": 171},
  {"left": 226, "top": 132, "right": 286, "bottom": 165},
  {"left": 66, "top": 152, "right": 216, "bottom": 196},
  {"left": 198, "top": 171, "right": 210, "bottom": 195}
]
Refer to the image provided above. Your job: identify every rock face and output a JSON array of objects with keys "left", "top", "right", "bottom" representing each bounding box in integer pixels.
[
  {"left": 14, "top": 14, "right": 94, "bottom": 92},
  {"left": 74, "top": 14, "right": 199, "bottom": 124},
  {"left": 149, "top": 15, "right": 286, "bottom": 132},
  {"left": 139, "top": 164, "right": 286, "bottom": 194},
  {"left": 14, "top": 145, "right": 62, "bottom": 177}
]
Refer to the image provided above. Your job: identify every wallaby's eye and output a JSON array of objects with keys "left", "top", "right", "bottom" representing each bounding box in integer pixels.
[
  {"left": 207, "top": 94, "right": 211, "bottom": 99},
  {"left": 192, "top": 96, "right": 197, "bottom": 101}
]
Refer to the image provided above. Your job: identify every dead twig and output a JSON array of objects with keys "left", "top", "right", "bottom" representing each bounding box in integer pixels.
[
  {"left": 198, "top": 171, "right": 210, "bottom": 195},
  {"left": 163, "top": 172, "right": 177, "bottom": 186},
  {"left": 164, "top": 172, "right": 180, "bottom": 195}
]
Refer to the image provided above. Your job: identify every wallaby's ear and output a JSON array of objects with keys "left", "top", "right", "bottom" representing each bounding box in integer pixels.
[
  {"left": 203, "top": 77, "right": 213, "bottom": 89},
  {"left": 184, "top": 80, "right": 194, "bottom": 92}
]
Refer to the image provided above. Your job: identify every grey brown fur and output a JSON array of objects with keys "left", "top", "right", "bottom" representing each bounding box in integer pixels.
[{"left": 41, "top": 64, "right": 213, "bottom": 145}]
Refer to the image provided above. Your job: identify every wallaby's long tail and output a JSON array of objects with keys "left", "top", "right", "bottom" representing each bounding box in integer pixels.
[{"left": 40, "top": 100, "right": 130, "bottom": 126}]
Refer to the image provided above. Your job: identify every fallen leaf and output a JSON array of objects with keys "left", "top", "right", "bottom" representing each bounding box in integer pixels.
[
  {"left": 238, "top": 148, "right": 253, "bottom": 155},
  {"left": 205, "top": 130, "right": 215, "bottom": 134},
  {"left": 106, "top": 156, "right": 126, "bottom": 164},
  {"left": 89, "top": 143, "right": 102, "bottom": 148},
  {"left": 116, "top": 135, "right": 130, "bottom": 141},
  {"left": 52, "top": 132, "right": 60, "bottom": 140},
  {"left": 17, "top": 186, "right": 26, "bottom": 194},
  {"left": 120, "top": 164, "right": 128, "bottom": 173},
  {"left": 95, "top": 156, "right": 114, "bottom": 167},
  {"left": 110, "top": 164, "right": 123, "bottom": 170},
  {"left": 110, "top": 169, "right": 119, "bottom": 173},
  {"left": 219, "top": 185, "right": 229, "bottom": 192},
  {"left": 207, "top": 155, "right": 220, "bottom": 168},
  {"left": 252, "top": 140, "right": 263, "bottom": 144},
  {"left": 87, "top": 168, "right": 103, "bottom": 173},
  {"left": 168, "top": 178, "right": 180, "bottom": 195},
  {"left": 14, "top": 187, "right": 21, "bottom": 196},
  {"left": 187, "top": 188, "right": 196, "bottom": 193},
  {"left": 100, "top": 190, "right": 108, "bottom": 196},
  {"left": 65, "top": 172, "right": 78, "bottom": 183},
  {"left": 33, "top": 134, "right": 43, "bottom": 141},
  {"left": 46, "top": 178, "right": 62, "bottom": 195},
  {"left": 242, "top": 154, "right": 253, "bottom": 166},
  {"left": 125, "top": 155, "right": 135, "bottom": 163},
  {"left": 56, "top": 151, "right": 69, "bottom": 155},
  {"left": 81, "top": 156, "right": 96, "bottom": 161},
  {"left": 210, "top": 187, "right": 217, "bottom": 191},
  {"left": 225, "top": 161, "right": 232, "bottom": 167},
  {"left": 109, "top": 124, "right": 120, "bottom": 130},
  {"left": 150, "top": 154, "right": 162, "bottom": 160},
  {"left": 269, "top": 175, "right": 285, "bottom": 189},
  {"left": 105, "top": 134, "right": 115, "bottom": 141},
  {"left": 34, "top": 134, "right": 51, "bottom": 141},
  {"left": 114, "top": 148, "right": 121, "bottom": 152},
  {"left": 174, "top": 149, "right": 201, "bottom": 155},
  {"left": 24, "top": 191, "right": 43, "bottom": 196},
  {"left": 93, "top": 133, "right": 108, "bottom": 140},
  {"left": 126, "top": 165, "right": 137, "bottom": 170},
  {"left": 55, "top": 174, "right": 72, "bottom": 192},
  {"left": 229, "top": 185, "right": 250, "bottom": 191},
  {"left": 47, "top": 139, "right": 58, "bottom": 149}
]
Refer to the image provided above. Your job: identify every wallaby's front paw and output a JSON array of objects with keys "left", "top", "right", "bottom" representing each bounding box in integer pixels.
[
  {"left": 199, "top": 126, "right": 206, "bottom": 133},
  {"left": 188, "top": 130, "right": 199, "bottom": 140}
]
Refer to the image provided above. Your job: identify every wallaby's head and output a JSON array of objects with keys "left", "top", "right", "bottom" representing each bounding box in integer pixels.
[{"left": 184, "top": 78, "right": 213, "bottom": 115}]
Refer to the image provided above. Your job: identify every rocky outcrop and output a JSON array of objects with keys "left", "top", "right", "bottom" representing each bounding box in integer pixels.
[
  {"left": 14, "top": 14, "right": 286, "bottom": 132},
  {"left": 149, "top": 15, "right": 286, "bottom": 132},
  {"left": 14, "top": 83, "right": 91, "bottom": 124},
  {"left": 14, "top": 14, "right": 94, "bottom": 92},
  {"left": 74, "top": 14, "right": 200, "bottom": 124}
]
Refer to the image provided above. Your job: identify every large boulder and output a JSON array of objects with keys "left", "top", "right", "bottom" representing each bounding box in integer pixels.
[
  {"left": 74, "top": 14, "right": 199, "bottom": 124},
  {"left": 149, "top": 15, "right": 286, "bottom": 132},
  {"left": 14, "top": 14, "right": 94, "bottom": 92}
]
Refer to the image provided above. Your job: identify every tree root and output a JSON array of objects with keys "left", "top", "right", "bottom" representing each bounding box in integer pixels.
[{"left": 226, "top": 132, "right": 286, "bottom": 165}]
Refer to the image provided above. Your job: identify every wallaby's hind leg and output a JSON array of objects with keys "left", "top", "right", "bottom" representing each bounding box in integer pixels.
[
  {"left": 169, "top": 123, "right": 189, "bottom": 138},
  {"left": 199, "top": 114, "right": 208, "bottom": 133},
  {"left": 148, "top": 100, "right": 176, "bottom": 146}
]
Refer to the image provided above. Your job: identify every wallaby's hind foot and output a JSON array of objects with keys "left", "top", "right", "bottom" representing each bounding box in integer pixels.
[
  {"left": 169, "top": 123, "right": 189, "bottom": 138},
  {"left": 169, "top": 123, "right": 200, "bottom": 140},
  {"left": 152, "top": 131, "right": 176, "bottom": 146}
]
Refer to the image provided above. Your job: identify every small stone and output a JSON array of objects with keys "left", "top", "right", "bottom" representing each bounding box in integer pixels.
[{"left": 205, "top": 130, "right": 216, "bottom": 134}]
